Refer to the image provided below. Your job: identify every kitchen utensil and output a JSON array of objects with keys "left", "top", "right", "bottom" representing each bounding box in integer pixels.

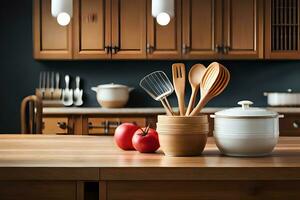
[
  {"left": 50, "top": 72, "right": 54, "bottom": 93},
  {"left": 189, "top": 62, "right": 230, "bottom": 116},
  {"left": 211, "top": 100, "right": 284, "bottom": 157},
  {"left": 74, "top": 76, "right": 83, "bottom": 106},
  {"left": 44, "top": 72, "right": 52, "bottom": 99},
  {"left": 53, "top": 73, "right": 62, "bottom": 100},
  {"left": 185, "top": 64, "right": 206, "bottom": 116},
  {"left": 35, "top": 72, "right": 44, "bottom": 99},
  {"left": 91, "top": 83, "right": 133, "bottom": 108},
  {"left": 62, "top": 75, "right": 73, "bottom": 106},
  {"left": 157, "top": 115, "right": 208, "bottom": 156},
  {"left": 140, "top": 71, "right": 174, "bottom": 116},
  {"left": 172, "top": 63, "right": 186, "bottom": 116},
  {"left": 264, "top": 89, "right": 300, "bottom": 106}
]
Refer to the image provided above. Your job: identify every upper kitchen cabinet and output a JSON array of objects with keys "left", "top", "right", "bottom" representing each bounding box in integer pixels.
[
  {"left": 265, "top": 0, "right": 300, "bottom": 59},
  {"left": 182, "top": 0, "right": 222, "bottom": 59},
  {"left": 222, "top": 0, "right": 264, "bottom": 59},
  {"left": 33, "top": 0, "right": 73, "bottom": 60},
  {"left": 73, "top": 0, "right": 111, "bottom": 59},
  {"left": 181, "top": 0, "right": 263, "bottom": 59},
  {"left": 73, "top": 0, "right": 146, "bottom": 59},
  {"left": 146, "top": 0, "right": 182, "bottom": 59},
  {"left": 111, "top": 0, "right": 147, "bottom": 59}
]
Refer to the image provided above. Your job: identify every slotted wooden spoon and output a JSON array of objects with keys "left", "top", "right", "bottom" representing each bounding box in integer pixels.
[
  {"left": 189, "top": 62, "right": 230, "bottom": 116},
  {"left": 172, "top": 63, "right": 186, "bottom": 116},
  {"left": 185, "top": 64, "right": 206, "bottom": 116}
]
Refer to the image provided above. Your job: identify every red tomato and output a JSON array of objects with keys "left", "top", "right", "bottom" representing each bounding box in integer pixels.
[
  {"left": 114, "top": 123, "right": 139, "bottom": 150},
  {"left": 132, "top": 126, "right": 160, "bottom": 153}
]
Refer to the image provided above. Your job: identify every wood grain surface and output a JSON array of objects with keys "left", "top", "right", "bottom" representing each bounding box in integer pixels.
[{"left": 0, "top": 135, "right": 300, "bottom": 181}]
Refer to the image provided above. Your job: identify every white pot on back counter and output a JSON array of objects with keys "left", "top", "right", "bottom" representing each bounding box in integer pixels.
[
  {"left": 264, "top": 89, "right": 300, "bottom": 106},
  {"left": 91, "top": 83, "right": 134, "bottom": 108},
  {"left": 211, "top": 100, "right": 284, "bottom": 157}
]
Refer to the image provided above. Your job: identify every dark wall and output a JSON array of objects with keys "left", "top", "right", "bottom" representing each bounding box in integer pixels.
[{"left": 0, "top": 0, "right": 300, "bottom": 133}]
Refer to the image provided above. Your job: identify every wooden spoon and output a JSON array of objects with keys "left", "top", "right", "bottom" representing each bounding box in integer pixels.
[
  {"left": 172, "top": 63, "right": 186, "bottom": 116},
  {"left": 185, "top": 64, "right": 206, "bottom": 116},
  {"left": 189, "top": 62, "right": 230, "bottom": 116}
]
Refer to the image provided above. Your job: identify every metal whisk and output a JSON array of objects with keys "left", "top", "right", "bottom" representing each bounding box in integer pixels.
[{"left": 140, "top": 71, "right": 174, "bottom": 115}]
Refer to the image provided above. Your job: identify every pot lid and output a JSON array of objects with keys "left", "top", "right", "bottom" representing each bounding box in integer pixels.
[
  {"left": 215, "top": 100, "right": 278, "bottom": 118},
  {"left": 98, "top": 83, "right": 128, "bottom": 89}
]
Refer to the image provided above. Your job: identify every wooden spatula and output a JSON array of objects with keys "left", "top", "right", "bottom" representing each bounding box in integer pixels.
[{"left": 172, "top": 63, "right": 186, "bottom": 116}]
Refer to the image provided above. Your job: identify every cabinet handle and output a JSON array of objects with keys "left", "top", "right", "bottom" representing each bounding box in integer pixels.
[
  {"left": 214, "top": 45, "right": 222, "bottom": 53},
  {"left": 223, "top": 45, "right": 230, "bottom": 54},
  {"left": 182, "top": 44, "right": 190, "bottom": 54},
  {"left": 88, "top": 120, "right": 122, "bottom": 135},
  {"left": 57, "top": 122, "right": 73, "bottom": 134},
  {"left": 111, "top": 46, "right": 119, "bottom": 54},
  {"left": 87, "top": 13, "right": 97, "bottom": 23},
  {"left": 104, "top": 46, "right": 110, "bottom": 54},
  {"left": 146, "top": 44, "right": 154, "bottom": 54},
  {"left": 293, "top": 121, "right": 300, "bottom": 129}
]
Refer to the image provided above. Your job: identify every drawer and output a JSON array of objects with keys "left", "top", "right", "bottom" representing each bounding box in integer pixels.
[
  {"left": 280, "top": 116, "right": 300, "bottom": 136},
  {"left": 88, "top": 117, "right": 146, "bottom": 135},
  {"left": 43, "top": 117, "right": 70, "bottom": 135}
]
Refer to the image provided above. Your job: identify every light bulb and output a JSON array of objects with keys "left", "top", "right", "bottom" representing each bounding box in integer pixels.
[
  {"left": 57, "top": 12, "right": 71, "bottom": 26},
  {"left": 156, "top": 12, "right": 171, "bottom": 26}
]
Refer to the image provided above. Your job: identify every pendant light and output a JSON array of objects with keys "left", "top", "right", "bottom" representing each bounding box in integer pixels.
[
  {"left": 152, "top": 0, "right": 174, "bottom": 26},
  {"left": 51, "top": 0, "right": 73, "bottom": 26}
]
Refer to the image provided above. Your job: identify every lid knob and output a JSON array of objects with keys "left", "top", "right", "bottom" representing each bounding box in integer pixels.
[{"left": 238, "top": 100, "right": 253, "bottom": 110}]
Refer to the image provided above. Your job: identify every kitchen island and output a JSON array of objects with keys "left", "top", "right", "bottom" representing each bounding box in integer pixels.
[{"left": 0, "top": 135, "right": 300, "bottom": 199}]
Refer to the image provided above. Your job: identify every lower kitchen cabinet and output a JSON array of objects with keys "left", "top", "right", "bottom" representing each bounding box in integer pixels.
[
  {"left": 106, "top": 180, "right": 300, "bottom": 199},
  {"left": 42, "top": 112, "right": 300, "bottom": 136}
]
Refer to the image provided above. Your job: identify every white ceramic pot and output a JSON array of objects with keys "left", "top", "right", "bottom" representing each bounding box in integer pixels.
[
  {"left": 211, "top": 100, "right": 283, "bottom": 157},
  {"left": 264, "top": 89, "right": 300, "bottom": 106},
  {"left": 91, "top": 83, "right": 134, "bottom": 108}
]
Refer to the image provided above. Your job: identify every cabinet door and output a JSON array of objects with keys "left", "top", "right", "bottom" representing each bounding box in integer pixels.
[
  {"left": 265, "top": 0, "right": 300, "bottom": 59},
  {"left": 111, "top": 0, "right": 147, "bottom": 59},
  {"left": 222, "top": 0, "right": 263, "bottom": 59},
  {"left": 0, "top": 181, "right": 77, "bottom": 200},
  {"left": 146, "top": 0, "right": 182, "bottom": 59},
  {"left": 33, "top": 0, "right": 73, "bottom": 59},
  {"left": 73, "top": 0, "right": 111, "bottom": 59},
  {"left": 182, "top": 0, "right": 222, "bottom": 59}
]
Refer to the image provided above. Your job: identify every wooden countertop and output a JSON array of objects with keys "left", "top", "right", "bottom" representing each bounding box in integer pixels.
[
  {"left": 0, "top": 135, "right": 300, "bottom": 181},
  {"left": 43, "top": 107, "right": 300, "bottom": 115}
]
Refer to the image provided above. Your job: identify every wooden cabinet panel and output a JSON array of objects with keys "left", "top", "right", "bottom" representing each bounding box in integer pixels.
[
  {"left": 265, "top": 0, "right": 300, "bottom": 59},
  {"left": 33, "top": 0, "right": 73, "bottom": 59},
  {"left": 87, "top": 117, "right": 146, "bottom": 135},
  {"left": 146, "top": 0, "right": 181, "bottom": 59},
  {"left": 279, "top": 115, "right": 300, "bottom": 136},
  {"left": 107, "top": 180, "right": 300, "bottom": 200},
  {"left": 182, "top": 0, "right": 222, "bottom": 59},
  {"left": 0, "top": 181, "right": 77, "bottom": 200},
  {"left": 223, "top": 0, "right": 263, "bottom": 59},
  {"left": 73, "top": 0, "right": 111, "bottom": 59},
  {"left": 111, "top": 0, "right": 147, "bottom": 59},
  {"left": 43, "top": 117, "right": 70, "bottom": 135}
]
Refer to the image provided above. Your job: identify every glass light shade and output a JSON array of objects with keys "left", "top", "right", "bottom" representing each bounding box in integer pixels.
[
  {"left": 156, "top": 12, "right": 171, "bottom": 26},
  {"left": 57, "top": 12, "right": 71, "bottom": 26},
  {"left": 51, "top": 0, "right": 72, "bottom": 26},
  {"left": 152, "top": 0, "right": 174, "bottom": 26}
]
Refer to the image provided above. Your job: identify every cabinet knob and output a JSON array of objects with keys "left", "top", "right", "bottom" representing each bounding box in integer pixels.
[
  {"left": 182, "top": 44, "right": 190, "bottom": 54},
  {"left": 223, "top": 45, "right": 230, "bottom": 54},
  {"left": 214, "top": 45, "right": 222, "bottom": 53},
  {"left": 293, "top": 121, "right": 300, "bottom": 129},
  {"left": 111, "top": 46, "right": 119, "bottom": 54},
  {"left": 57, "top": 122, "right": 67, "bottom": 130},
  {"left": 104, "top": 46, "right": 110, "bottom": 54},
  {"left": 146, "top": 44, "right": 154, "bottom": 54}
]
